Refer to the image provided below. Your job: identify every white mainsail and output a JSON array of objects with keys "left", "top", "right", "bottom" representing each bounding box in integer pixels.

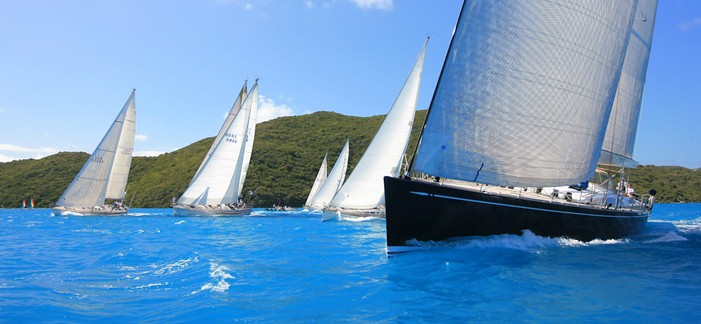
[
  {"left": 57, "top": 90, "right": 137, "bottom": 208},
  {"left": 413, "top": 1, "right": 637, "bottom": 188},
  {"left": 177, "top": 81, "right": 258, "bottom": 206},
  {"left": 192, "top": 82, "right": 248, "bottom": 180},
  {"left": 328, "top": 38, "right": 427, "bottom": 210},
  {"left": 308, "top": 139, "right": 349, "bottom": 209},
  {"left": 305, "top": 153, "right": 328, "bottom": 207},
  {"left": 599, "top": 0, "right": 659, "bottom": 168}
]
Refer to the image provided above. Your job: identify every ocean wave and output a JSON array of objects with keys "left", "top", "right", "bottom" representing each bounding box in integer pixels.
[
  {"left": 127, "top": 212, "right": 151, "bottom": 217},
  {"left": 174, "top": 220, "right": 186, "bottom": 225},
  {"left": 644, "top": 231, "right": 688, "bottom": 243},
  {"left": 191, "top": 261, "right": 233, "bottom": 295},
  {"left": 154, "top": 256, "right": 199, "bottom": 275}
]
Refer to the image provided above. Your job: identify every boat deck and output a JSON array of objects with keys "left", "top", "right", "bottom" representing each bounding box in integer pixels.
[{"left": 422, "top": 178, "right": 647, "bottom": 213}]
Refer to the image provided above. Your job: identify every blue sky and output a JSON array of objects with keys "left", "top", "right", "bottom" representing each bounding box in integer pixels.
[{"left": 0, "top": 0, "right": 699, "bottom": 169}]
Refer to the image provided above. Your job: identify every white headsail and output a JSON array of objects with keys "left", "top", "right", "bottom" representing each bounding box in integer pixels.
[
  {"left": 177, "top": 82, "right": 257, "bottom": 206},
  {"left": 328, "top": 38, "right": 427, "bottom": 210},
  {"left": 413, "top": 1, "right": 637, "bottom": 188},
  {"left": 57, "top": 90, "right": 137, "bottom": 207},
  {"left": 309, "top": 139, "right": 349, "bottom": 209},
  {"left": 599, "top": 0, "right": 659, "bottom": 168},
  {"left": 305, "top": 153, "right": 328, "bottom": 207}
]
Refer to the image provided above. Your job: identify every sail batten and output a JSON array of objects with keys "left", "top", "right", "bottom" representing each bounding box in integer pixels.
[{"left": 414, "top": 0, "right": 638, "bottom": 188}]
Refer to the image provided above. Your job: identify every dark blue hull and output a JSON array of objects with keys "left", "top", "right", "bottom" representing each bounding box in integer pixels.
[{"left": 384, "top": 176, "right": 650, "bottom": 252}]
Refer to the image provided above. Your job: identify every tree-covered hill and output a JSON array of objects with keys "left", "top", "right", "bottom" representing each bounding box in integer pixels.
[{"left": 1, "top": 110, "right": 699, "bottom": 208}]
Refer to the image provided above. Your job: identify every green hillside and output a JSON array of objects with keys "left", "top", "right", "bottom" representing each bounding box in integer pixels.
[
  {"left": 0, "top": 110, "right": 426, "bottom": 208},
  {"left": 1, "top": 109, "right": 699, "bottom": 208}
]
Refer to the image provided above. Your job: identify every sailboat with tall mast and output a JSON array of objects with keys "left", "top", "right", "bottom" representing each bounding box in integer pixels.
[
  {"left": 307, "top": 139, "right": 349, "bottom": 211},
  {"left": 322, "top": 37, "right": 428, "bottom": 220},
  {"left": 53, "top": 90, "right": 137, "bottom": 215},
  {"left": 173, "top": 80, "right": 258, "bottom": 216},
  {"left": 304, "top": 153, "right": 328, "bottom": 208},
  {"left": 383, "top": 0, "right": 658, "bottom": 253}
]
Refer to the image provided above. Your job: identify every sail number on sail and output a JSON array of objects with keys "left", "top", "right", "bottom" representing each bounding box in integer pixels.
[
  {"left": 91, "top": 156, "right": 104, "bottom": 164},
  {"left": 225, "top": 132, "right": 239, "bottom": 143}
]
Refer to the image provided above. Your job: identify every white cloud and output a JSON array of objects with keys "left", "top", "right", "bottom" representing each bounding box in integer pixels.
[
  {"left": 678, "top": 17, "right": 701, "bottom": 31},
  {"left": 134, "top": 150, "right": 167, "bottom": 157},
  {"left": 0, "top": 144, "right": 59, "bottom": 162},
  {"left": 135, "top": 134, "right": 149, "bottom": 141},
  {"left": 350, "top": 0, "right": 392, "bottom": 10},
  {"left": 257, "top": 95, "right": 295, "bottom": 123}
]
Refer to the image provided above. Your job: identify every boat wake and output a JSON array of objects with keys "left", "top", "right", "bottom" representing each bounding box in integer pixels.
[
  {"left": 339, "top": 215, "right": 381, "bottom": 223},
  {"left": 644, "top": 231, "right": 688, "bottom": 243},
  {"left": 399, "top": 230, "right": 628, "bottom": 254}
]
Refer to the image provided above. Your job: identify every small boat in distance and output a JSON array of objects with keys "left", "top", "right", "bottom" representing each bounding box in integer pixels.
[
  {"left": 322, "top": 37, "right": 428, "bottom": 221},
  {"left": 383, "top": 1, "right": 658, "bottom": 253},
  {"left": 304, "top": 153, "right": 328, "bottom": 208},
  {"left": 307, "top": 139, "right": 349, "bottom": 212},
  {"left": 53, "top": 90, "right": 137, "bottom": 216},
  {"left": 173, "top": 80, "right": 258, "bottom": 216}
]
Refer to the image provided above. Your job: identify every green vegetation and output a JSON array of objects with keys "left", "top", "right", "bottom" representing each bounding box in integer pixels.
[
  {"left": 1, "top": 110, "right": 699, "bottom": 208},
  {"left": 628, "top": 165, "right": 701, "bottom": 203}
]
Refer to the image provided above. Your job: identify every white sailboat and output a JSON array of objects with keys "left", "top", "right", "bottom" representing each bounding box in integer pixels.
[
  {"left": 307, "top": 139, "right": 349, "bottom": 211},
  {"left": 384, "top": 0, "right": 658, "bottom": 253},
  {"left": 322, "top": 37, "right": 428, "bottom": 220},
  {"left": 304, "top": 153, "right": 328, "bottom": 208},
  {"left": 173, "top": 80, "right": 258, "bottom": 216},
  {"left": 53, "top": 89, "right": 137, "bottom": 215}
]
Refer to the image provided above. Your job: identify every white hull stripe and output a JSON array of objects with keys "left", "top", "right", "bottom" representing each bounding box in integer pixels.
[{"left": 409, "top": 191, "right": 648, "bottom": 219}]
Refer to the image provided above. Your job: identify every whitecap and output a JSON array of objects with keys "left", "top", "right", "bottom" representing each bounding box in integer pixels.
[
  {"left": 154, "top": 256, "right": 199, "bottom": 275},
  {"left": 174, "top": 220, "right": 185, "bottom": 225},
  {"left": 191, "top": 261, "right": 234, "bottom": 295}
]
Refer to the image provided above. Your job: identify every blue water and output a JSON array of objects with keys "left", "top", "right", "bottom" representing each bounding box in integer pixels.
[{"left": 1, "top": 204, "right": 699, "bottom": 322}]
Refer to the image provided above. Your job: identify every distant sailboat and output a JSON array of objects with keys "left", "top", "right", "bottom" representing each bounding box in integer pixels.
[
  {"left": 30, "top": 198, "right": 34, "bottom": 209},
  {"left": 304, "top": 153, "right": 328, "bottom": 208},
  {"left": 383, "top": 0, "right": 658, "bottom": 253},
  {"left": 22, "top": 199, "right": 26, "bottom": 209},
  {"left": 307, "top": 139, "right": 349, "bottom": 211},
  {"left": 53, "top": 90, "right": 137, "bottom": 215},
  {"left": 173, "top": 80, "right": 258, "bottom": 216},
  {"left": 322, "top": 37, "right": 428, "bottom": 220}
]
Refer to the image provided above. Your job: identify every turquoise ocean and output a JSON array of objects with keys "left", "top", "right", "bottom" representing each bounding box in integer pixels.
[{"left": 1, "top": 203, "right": 700, "bottom": 322}]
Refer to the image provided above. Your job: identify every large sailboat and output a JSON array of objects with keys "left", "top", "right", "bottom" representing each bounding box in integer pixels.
[
  {"left": 322, "top": 37, "right": 428, "bottom": 220},
  {"left": 383, "top": 0, "right": 658, "bottom": 253},
  {"left": 53, "top": 90, "right": 137, "bottom": 215},
  {"left": 307, "top": 139, "right": 349, "bottom": 211},
  {"left": 173, "top": 80, "right": 258, "bottom": 216}
]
